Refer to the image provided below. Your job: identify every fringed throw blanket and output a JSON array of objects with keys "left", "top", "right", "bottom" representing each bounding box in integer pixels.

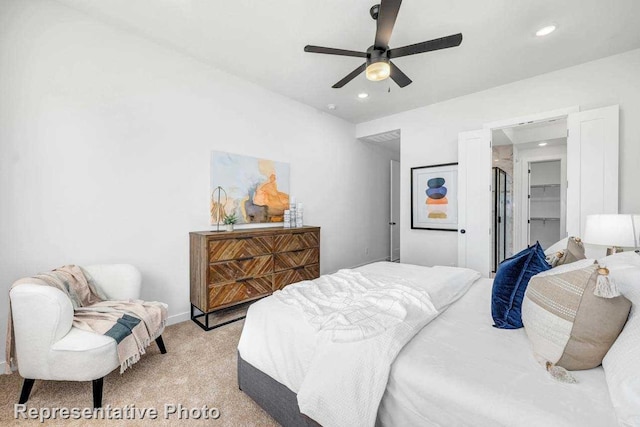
[{"left": 6, "top": 265, "right": 167, "bottom": 374}]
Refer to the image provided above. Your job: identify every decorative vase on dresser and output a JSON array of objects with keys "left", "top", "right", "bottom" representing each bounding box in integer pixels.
[{"left": 189, "top": 226, "right": 320, "bottom": 330}]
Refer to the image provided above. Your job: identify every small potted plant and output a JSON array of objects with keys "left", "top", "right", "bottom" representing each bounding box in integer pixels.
[{"left": 223, "top": 213, "right": 238, "bottom": 231}]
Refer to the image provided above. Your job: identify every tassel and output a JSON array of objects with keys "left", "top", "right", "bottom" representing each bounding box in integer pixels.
[
  {"left": 546, "top": 250, "right": 564, "bottom": 267},
  {"left": 572, "top": 237, "right": 583, "bottom": 247},
  {"left": 594, "top": 266, "right": 620, "bottom": 298},
  {"left": 546, "top": 361, "right": 577, "bottom": 384}
]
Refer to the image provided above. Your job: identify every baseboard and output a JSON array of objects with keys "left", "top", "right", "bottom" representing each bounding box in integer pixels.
[
  {"left": 0, "top": 360, "right": 16, "bottom": 374},
  {"left": 167, "top": 311, "right": 190, "bottom": 326}
]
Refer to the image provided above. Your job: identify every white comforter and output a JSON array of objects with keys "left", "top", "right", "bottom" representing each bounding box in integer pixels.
[
  {"left": 239, "top": 263, "right": 481, "bottom": 427},
  {"left": 274, "top": 269, "right": 437, "bottom": 343},
  {"left": 378, "top": 278, "right": 618, "bottom": 427}
]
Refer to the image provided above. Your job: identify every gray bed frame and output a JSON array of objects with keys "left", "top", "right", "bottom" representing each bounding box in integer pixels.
[{"left": 237, "top": 352, "right": 320, "bottom": 427}]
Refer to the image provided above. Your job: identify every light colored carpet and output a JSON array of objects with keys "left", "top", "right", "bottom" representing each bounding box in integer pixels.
[{"left": 0, "top": 320, "right": 279, "bottom": 426}]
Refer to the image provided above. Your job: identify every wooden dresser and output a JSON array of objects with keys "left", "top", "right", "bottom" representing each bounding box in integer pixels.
[{"left": 189, "top": 226, "right": 320, "bottom": 330}]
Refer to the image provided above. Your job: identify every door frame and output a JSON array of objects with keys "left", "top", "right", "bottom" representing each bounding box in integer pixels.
[
  {"left": 515, "top": 153, "right": 567, "bottom": 250},
  {"left": 486, "top": 109, "right": 577, "bottom": 253},
  {"left": 483, "top": 106, "right": 579, "bottom": 131},
  {"left": 389, "top": 159, "right": 400, "bottom": 262}
]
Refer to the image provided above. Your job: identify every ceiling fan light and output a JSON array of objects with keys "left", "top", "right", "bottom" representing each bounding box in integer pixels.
[{"left": 366, "top": 61, "right": 390, "bottom": 82}]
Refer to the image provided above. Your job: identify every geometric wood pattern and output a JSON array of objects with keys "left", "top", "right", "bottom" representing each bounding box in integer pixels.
[
  {"left": 208, "top": 276, "right": 273, "bottom": 310},
  {"left": 190, "top": 226, "right": 320, "bottom": 314},
  {"left": 209, "top": 255, "right": 273, "bottom": 284},
  {"left": 273, "top": 232, "right": 319, "bottom": 253},
  {"left": 273, "top": 264, "right": 320, "bottom": 290},
  {"left": 208, "top": 236, "right": 273, "bottom": 262},
  {"left": 274, "top": 248, "right": 319, "bottom": 272}
]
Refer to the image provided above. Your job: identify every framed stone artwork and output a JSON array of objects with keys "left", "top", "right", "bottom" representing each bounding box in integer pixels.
[{"left": 411, "top": 162, "right": 458, "bottom": 231}]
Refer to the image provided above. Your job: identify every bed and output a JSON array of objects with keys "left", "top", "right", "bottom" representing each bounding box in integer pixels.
[{"left": 237, "top": 262, "right": 618, "bottom": 426}]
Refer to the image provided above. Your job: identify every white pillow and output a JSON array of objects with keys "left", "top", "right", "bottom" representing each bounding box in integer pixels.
[{"left": 602, "top": 266, "right": 640, "bottom": 426}]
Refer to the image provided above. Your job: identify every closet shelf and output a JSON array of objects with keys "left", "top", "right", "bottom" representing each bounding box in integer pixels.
[
  {"left": 530, "top": 184, "right": 560, "bottom": 189},
  {"left": 530, "top": 217, "right": 560, "bottom": 221}
]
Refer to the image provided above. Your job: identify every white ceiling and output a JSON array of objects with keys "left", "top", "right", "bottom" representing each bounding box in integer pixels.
[{"left": 54, "top": 0, "right": 640, "bottom": 123}]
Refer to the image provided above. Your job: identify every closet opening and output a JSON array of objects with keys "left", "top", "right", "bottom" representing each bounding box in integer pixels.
[
  {"left": 459, "top": 105, "right": 617, "bottom": 277},
  {"left": 528, "top": 160, "right": 564, "bottom": 248},
  {"left": 491, "top": 119, "right": 567, "bottom": 273}
]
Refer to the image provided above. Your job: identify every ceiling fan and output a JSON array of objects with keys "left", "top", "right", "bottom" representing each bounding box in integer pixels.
[{"left": 304, "top": 0, "right": 463, "bottom": 88}]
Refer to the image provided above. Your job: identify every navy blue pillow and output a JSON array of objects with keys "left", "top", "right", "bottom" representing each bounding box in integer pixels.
[{"left": 492, "top": 242, "right": 550, "bottom": 329}]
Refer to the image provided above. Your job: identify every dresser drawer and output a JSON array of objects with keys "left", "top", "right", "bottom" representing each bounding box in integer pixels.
[
  {"left": 273, "top": 264, "right": 320, "bottom": 290},
  {"left": 208, "top": 236, "right": 273, "bottom": 262},
  {"left": 209, "top": 254, "right": 273, "bottom": 284},
  {"left": 274, "top": 247, "right": 319, "bottom": 272},
  {"left": 208, "top": 276, "right": 273, "bottom": 310},
  {"left": 273, "top": 231, "right": 319, "bottom": 253}
]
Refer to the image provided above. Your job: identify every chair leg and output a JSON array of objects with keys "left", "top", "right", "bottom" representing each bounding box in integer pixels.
[
  {"left": 155, "top": 335, "right": 167, "bottom": 354},
  {"left": 19, "top": 378, "right": 35, "bottom": 404},
  {"left": 92, "top": 377, "right": 103, "bottom": 409}
]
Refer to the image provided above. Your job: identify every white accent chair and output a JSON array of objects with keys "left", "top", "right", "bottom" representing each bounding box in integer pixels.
[{"left": 9, "top": 264, "right": 167, "bottom": 408}]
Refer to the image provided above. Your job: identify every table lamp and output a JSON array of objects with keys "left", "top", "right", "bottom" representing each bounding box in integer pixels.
[{"left": 583, "top": 214, "right": 638, "bottom": 256}]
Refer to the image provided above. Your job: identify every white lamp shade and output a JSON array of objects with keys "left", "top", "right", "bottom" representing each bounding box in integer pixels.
[{"left": 583, "top": 214, "right": 637, "bottom": 247}]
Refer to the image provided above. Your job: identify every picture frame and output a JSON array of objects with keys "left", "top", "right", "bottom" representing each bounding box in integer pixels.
[
  {"left": 411, "top": 162, "right": 459, "bottom": 231},
  {"left": 210, "top": 151, "right": 290, "bottom": 225}
]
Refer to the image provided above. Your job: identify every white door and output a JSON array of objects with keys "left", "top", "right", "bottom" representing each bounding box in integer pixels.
[
  {"left": 567, "top": 105, "right": 619, "bottom": 237},
  {"left": 458, "top": 129, "right": 492, "bottom": 276},
  {"left": 390, "top": 160, "right": 400, "bottom": 261}
]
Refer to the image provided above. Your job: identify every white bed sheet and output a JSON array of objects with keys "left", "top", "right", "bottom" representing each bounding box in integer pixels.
[{"left": 377, "top": 277, "right": 618, "bottom": 427}]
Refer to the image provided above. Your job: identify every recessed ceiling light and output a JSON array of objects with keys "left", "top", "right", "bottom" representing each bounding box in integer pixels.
[
  {"left": 494, "top": 159, "right": 500, "bottom": 162},
  {"left": 538, "top": 142, "right": 548, "bottom": 146},
  {"left": 327, "top": 104, "right": 336, "bottom": 110},
  {"left": 358, "top": 93, "right": 369, "bottom": 99},
  {"left": 536, "top": 25, "right": 556, "bottom": 37}
]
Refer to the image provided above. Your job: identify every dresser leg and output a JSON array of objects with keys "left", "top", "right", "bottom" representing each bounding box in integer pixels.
[{"left": 190, "top": 304, "right": 251, "bottom": 331}]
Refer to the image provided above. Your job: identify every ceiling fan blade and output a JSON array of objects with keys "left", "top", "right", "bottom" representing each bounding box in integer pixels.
[
  {"left": 332, "top": 63, "right": 366, "bottom": 88},
  {"left": 389, "top": 62, "right": 412, "bottom": 88},
  {"left": 388, "top": 33, "right": 463, "bottom": 58},
  {"left": 374, "top": 0, "right": 402, "bottom": 49},
  {"left": 304, "top": 45, "right": 367, "bottom": 58}
]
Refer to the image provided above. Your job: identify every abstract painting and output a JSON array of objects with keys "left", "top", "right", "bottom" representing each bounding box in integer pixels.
[
  {"left": 411, "top": 163, "right": 458, "bottom": 231},
  {"left": 210, "top": 151, "right": 290, "bottom": 225}
]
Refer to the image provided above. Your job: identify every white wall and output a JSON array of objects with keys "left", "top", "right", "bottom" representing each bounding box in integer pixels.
[
  {"left": 357, "top": 48, "right": 640, "bottom": 267},
  {"left": 529, "top": 160, "right": 562, "bottom": 186},
  {"left": 0, "top": 0, "right": 396, "bottom": 364}
]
